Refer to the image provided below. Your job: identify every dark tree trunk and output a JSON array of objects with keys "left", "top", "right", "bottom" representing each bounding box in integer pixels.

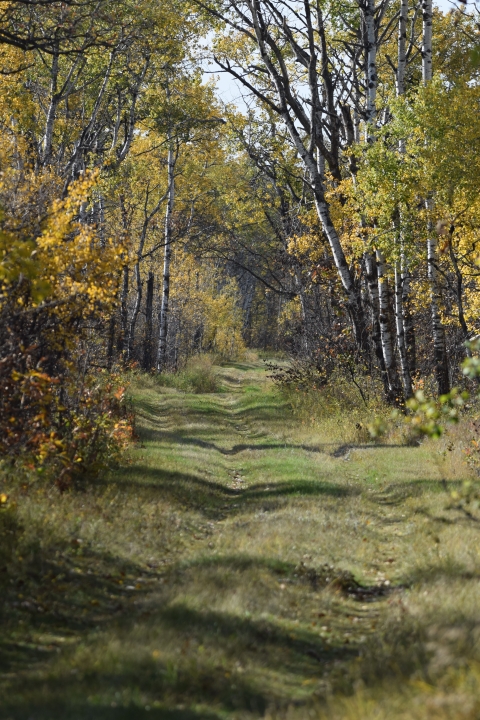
[{"left": 143, "top": 270, "right": 155, "bottom": 370}]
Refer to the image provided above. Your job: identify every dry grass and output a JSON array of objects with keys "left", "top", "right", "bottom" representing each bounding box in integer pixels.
[{"left": 1, "top": 359, "right": 480, "bottom": 719}]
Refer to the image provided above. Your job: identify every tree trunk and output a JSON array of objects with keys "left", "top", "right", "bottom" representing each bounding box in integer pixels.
[
  {"left": 156, "top": 138, "right": 175, "bottom": 371},
  {"left": 126, "top": 262, "right": 142, "bottom": 362},
  {"left": 394, "top": 261, "right": 413, "bottom": 398},
  {"left": 365, "top": 252, "right": 390, "bottom": 398},
  {"left": 397, "top": 0, "right": 408, "bottom": 96},
  {"left": 396, "top": 0, "right": 416, "bottom": 380},
  {"left": 447, "top": 241, "right": 470, "bottom": 348},
  {"left": 401, "top": 257, "right": 416, "bottom": 376},
  {"left": 43, "top": 47, "right": 59, "bottom": 166},
  {"left": 242, "top": 277, "right": 256, "bottom": 344},
  {"left": 143, "top": 270, "right": 155, "bottom": 370},
  {"left": 118, "top": 264, "right": 129, "bottom": 356},
  {"left": 421, "top": 0, "right": 433, "bottom": 84},
  {"left": 106, "top": 314, "right": 116, "bottom": 370},
  {"left": 311, "top": 180, "right": 367, "bottom": 351},
  {"left": 376, "top": 250, "right": 401, "bottom": 401}
]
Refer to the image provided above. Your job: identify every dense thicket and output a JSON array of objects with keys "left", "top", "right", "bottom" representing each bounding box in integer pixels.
[{"left": 1, "top": 0, "right": 480, "bottom": 482}]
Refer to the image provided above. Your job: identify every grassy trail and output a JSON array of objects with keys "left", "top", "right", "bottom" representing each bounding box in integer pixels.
[{"left": 2, "top": 361, "right": 480, "bottom": 719}]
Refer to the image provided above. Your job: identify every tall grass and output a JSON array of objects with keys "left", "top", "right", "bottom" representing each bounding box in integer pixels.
[
  {"left": 279, "top": 369, "right": 390, "bottom": 445},
  {"left": 153, "top": 354, "right": 220, "bottom": 394}
]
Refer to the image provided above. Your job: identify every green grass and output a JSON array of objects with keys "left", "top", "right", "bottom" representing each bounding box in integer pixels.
[{"left": 1, "top": 359, "right": 480, "bottom": 719}]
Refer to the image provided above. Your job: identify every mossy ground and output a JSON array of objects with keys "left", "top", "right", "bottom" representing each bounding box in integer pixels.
[{"left": 1, "top": 360, "right": 480, "bottom": 719}]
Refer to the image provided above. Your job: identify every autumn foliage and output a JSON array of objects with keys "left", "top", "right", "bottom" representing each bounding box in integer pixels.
[{"left": 0, "top": 161, "right": 132, "bottom": 486}]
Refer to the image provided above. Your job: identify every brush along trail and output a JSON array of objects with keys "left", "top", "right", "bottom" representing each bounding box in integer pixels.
[{"left": 1, "top": 360, "right": 479, "bottom": 719}]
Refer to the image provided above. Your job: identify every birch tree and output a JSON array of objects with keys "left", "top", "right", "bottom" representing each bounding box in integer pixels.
[{"left": 201, "top": 0, "right": 370, "bottom": 351}]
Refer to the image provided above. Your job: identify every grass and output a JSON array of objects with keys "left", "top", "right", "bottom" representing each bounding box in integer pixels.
[
  {"left": 152, "top": 355, "right": 221, "bottom": 394},
  {"left": 1, "top": 358, "right": 480, "bottom": 719}
]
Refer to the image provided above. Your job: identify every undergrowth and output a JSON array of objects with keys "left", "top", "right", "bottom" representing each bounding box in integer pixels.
[
  {"left": 152, "top": 354, "right": 221, "bottom": 394},
  {"left": 277, "top": 367, "right": 391, "bottom": 445}
]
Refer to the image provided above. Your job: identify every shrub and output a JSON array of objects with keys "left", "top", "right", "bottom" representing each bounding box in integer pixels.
[{"left": 0, "top": 163, "right": 133, "bottom": 488}]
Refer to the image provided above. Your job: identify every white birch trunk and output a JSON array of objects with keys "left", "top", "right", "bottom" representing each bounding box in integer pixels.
[
  {"left": 394, "top": 261, "right": 413, "bottom": 398},
  {"left": 126, "top": 262, "right": 142, "bottom": 361},
  {"left": 401, "top": 251, "right": 416, "bottom": 374},
  {"left": 119, "top": 264, "right": 129, "bottom": 355},
  {"left": 397, "top": 0, "right": 408, "bottom": 97},
  {"left": 376, "top": 250, "right": 399, "bottom": 398},
  {"left": 248, "top": 1, "right": 367, "bottom": 351},
  {"left": 421, "top": 0, "right": 433, "bottom": 84},
  {"left": 156, "top": 139, "right": 175, "bottom": 372},
  {"left": 365, "top": 252, "right": 390, "bottom": 398}
]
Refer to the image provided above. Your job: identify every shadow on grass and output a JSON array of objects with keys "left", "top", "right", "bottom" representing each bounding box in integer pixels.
[
  {"left": 367, "top": 480, "right": 467, "bottom": 509},
  {"left": 138, "top": 426, "right": 336, "bottom": 456},
  {"left": 167, "top": 553, "right": 397, "bottom": 601},
  {"left": 0, "top": 531, "right": 403, "bottom": 720},
  {"left": 157, "top": 602, "right": 350, "bottom": 670},
  {"left": 398, "top": 552, "right": 480, "bottom": 587},
  {"left": 1, "top": 602, "right": 354, "bottom": 719},
  {"left": 0, "top": 536, "right": 156, "bottom": 675},
  {"left": 112, "top": 466, "right": 354, "bottom": 518},
  {"left": 220, "top": 362, "right": 259, "bottom": 372}
]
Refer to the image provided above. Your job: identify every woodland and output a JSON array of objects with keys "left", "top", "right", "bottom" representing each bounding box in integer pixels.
[
  {"left": 2, "top": 0, "right": 480, "bottom": 717},
  {"left": 0, "top": 0, "right": 480, "bottom": 473}
]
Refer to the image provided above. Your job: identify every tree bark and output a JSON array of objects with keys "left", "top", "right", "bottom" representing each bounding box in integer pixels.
[
  {"left": 365, "top": 252, "right": 390, "bottom": 398},
  {"left": 143, "top": 270, "right": 155, "bottom": 370},
  {"left": 394, "top": 260, "right": 413, "bottom": 398},
  {"left": 402, "top": 254, "right": 416, "bottom": 375},
  {"left": 394, "top": 0, "right": 414, "bottom": 398},
  {"left": 43, "top": 46, "right": 59, "bottom": 166},
  {"left": 118, "top": 264, "right": 129, "bottom": 356},
  {"left": 376, "top": 250, "right": 401, "bottom": 401},
  {"left": 106, "top": 314, "right": 116, "bottom": 370},
  {"left": 126, "top": 262, "right": 142, "bottom": 362},
  {"left": 421, "top": 0, "right": 433, "bottom": 84}
]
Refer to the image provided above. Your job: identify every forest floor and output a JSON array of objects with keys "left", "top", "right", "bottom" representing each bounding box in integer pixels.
[{"left": 1, "top": 360, "right": 480, "bottom": 719}]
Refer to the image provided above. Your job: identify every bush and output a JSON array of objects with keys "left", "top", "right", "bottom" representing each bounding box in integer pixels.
[{"left": 0, "top": 164, "right": 133, "bottom": 488}]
